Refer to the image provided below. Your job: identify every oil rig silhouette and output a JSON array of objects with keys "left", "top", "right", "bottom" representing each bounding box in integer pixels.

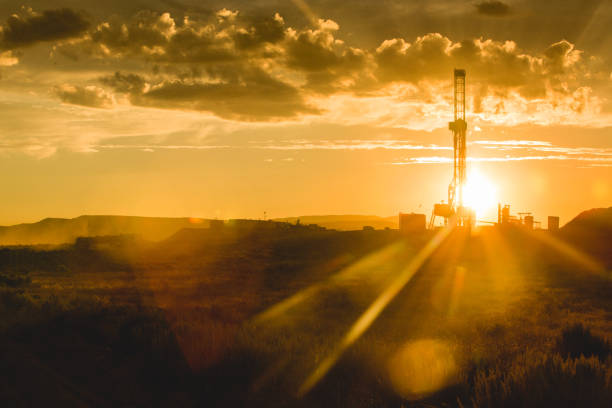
[
  {"left": 400, "top": 69, "right": 559, "bottom": 232},
  {"left": 429, "top": 69, "right": 474, "bottom": 228}
]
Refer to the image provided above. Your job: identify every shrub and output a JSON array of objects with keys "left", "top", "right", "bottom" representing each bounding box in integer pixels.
[
  {"left": 471, "top": 352, "right": 612, "bottom": 408},
  {"left": 557, "top": 324, "right": 611, "bottom": 360}
]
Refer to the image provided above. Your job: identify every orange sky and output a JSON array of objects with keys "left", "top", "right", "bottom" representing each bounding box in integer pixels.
[{"left": 0, "top": 1, "right": 610, "bottom": 225}]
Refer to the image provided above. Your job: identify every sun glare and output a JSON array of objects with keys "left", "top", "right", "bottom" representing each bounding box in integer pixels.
[{"left": 463, "top": 168, "right": 497, "bottom": 219}]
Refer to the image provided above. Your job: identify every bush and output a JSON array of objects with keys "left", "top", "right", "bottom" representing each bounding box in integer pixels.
[
  {"left": 471, "top": 352, "right": 612, "bottom": 408},
  {"left": 0, "top": 272, "right": 30, "bottom": 288},
  {"left": 557, "top": 324, "right": 611, "bottom": 360}
]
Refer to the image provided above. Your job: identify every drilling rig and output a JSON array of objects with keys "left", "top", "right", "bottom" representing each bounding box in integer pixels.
[{"left": 430, "top": 69, "right": 474, "bottom": 228}]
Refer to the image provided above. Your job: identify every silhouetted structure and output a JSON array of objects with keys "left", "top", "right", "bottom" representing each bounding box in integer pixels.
[
  {"left": 497, "top": 204, "right": 542, "bottom": 229},
  {"left": 448, "top": 69, "right": 467, "bottom": 218},
  {"left": 399, "top": 213, "right": 426, "bottom": 233},
  {"left": 431, "top": 69, "right": 473, "bottom": 227},
  {"left": 548, "top": 216, "right": 560, "bottom": 231},
  {"left": 524, "top": 215, "right": 534, "bottom": 230}
]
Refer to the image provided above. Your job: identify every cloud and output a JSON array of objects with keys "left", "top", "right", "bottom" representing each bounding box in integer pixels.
[
  {"left": 0, "top": 7, "right": 89, "bottom": 50},
  {"left": 57, "top": 10, "right": 366, "bottom": 95},
  {"left": 371, "top": 33, "right": 604, "bottom": 117},
  {"left": 285, "top": 19, "right": 343, "bottom": 71},
  {"left": 101, "top": 68, "right": 319, "bottom": 120},
  {"left": 472, "top": 140, "right": 612, "bottom": 156},
  {"left": 389, "top": 138, "right": 612, "bottom": 165},
  {"left": 375, "top": 35, "right": 544, "bottom": 90},
  {"left": 475, "top": 1, "right": 511, "bottom": 17},
  {"left": 391, "top": 155, "right": 612, "bottom": 165},
  {"left": 248, "top": 140, "right": 451, "bottom": 150},
  {"left": 543, "top": 40, "right": 582, "bottom": 75},
  {"left": 100, "top": 72, "right": 147, "bottom": 94},
  {"left": 233, "top": 13, "right": 286, "bottom": 50},
  {"left": 15, "top": 7, "right": 603, "bottom": 125},
  {"left": 54, "top": 84, "right": 114, "bottom": 108},
  {"left": 0, "top": 50, "right": 18, "bottom": 66},
  {"left": 284, "top": 18, "right": 370, "bottom": 93},
  {"left": 472, "top": 140, "right": 552, "bottom": 147},
  {"left": 58, "top": 9, "right": 266, "bottom": 62},
  {"left": 375, "top": 34, "right": 457, "bottom": 83}
]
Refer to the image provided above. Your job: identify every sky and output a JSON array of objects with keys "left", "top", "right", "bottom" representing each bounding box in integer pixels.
[{"left": 0, "top": 0, "right": 611, "bottom": 225}]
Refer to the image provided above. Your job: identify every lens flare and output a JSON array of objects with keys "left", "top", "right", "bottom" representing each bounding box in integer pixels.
[
  {"left": 298, "top": 225, "right": 453, "bottom": 396},
  {"left": 387, "top": 339, "right": 458, "bottom": 400}
]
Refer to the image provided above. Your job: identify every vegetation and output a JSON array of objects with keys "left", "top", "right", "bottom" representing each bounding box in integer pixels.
[{"left": 0, "top": 218, "right": 610, "bottom": 407}]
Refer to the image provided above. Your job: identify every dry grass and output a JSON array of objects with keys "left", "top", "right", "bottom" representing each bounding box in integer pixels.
[{"left": 0, "top": 227, "right": 611, "bottom": 407}]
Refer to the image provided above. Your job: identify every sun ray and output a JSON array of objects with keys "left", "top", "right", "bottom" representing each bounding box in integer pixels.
[
  {"left": 253, "top": 240, "right": 407, "bottom": 325},
  {"left": 290, "top": 0, "right": 319, "bottom": 26},
  {"left": 297, "top": 224, "right": 454, "bottom": 396},
  {"left": 524, "top": 229, "right": 608, "bottom": 277}
]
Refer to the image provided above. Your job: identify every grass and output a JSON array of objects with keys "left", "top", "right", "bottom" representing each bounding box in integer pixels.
[
  {"left": 0, "top": 226, "right": 610, "bottom": 406},
  {"left": 556, "top": 323, "right": 611, "bottom": 360},
  {"left": 471, "top": 352, "right": 612, "bottom": 408}
]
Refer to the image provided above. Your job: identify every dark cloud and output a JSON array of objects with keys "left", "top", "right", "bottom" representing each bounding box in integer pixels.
[
  {"left": 100, "top": 72, "right": 147, "bottom": 94},
  {"left": 373, "top": 34, "right": 591, "bottom": 100},
  {"left": 284, "top": 19, "right": 369, "bottom": 93},
  {"left": 286, "top": 21, "right": 342, "bottom": 71},
  {"left": 375, "top": 34, "right": 454, "bottom": 83},
  {"left": 161, "top": 21, "right": 235, "bottom": 63},
  {"left": 54, "top": 10, "right": 370, "bottom": 96},
  {"left": 157, "top": 0, "right": 213, "bottom": 16},
  {"left": 39, "top": 7, "right": 602, "bottom": 121},
  {"left": 233, "top": 13, "right": 285, "bottom": 50},
  {"left": 475, "top": 1, "right": 511, "bottom": 17},
  {"left": 58, "top": 9, "right": 246, "bottom": 62},
  {"left": 90, "top": 11, "right": 170, "bottom": 53},
  {"left": 0, "top": 7, "right": 89, "bottom": 49},
  {"left": 543, "top": 40, "right": 581, "bottom": 75},
  {"left": 54, "top": 84, "right": 113, "bottom": 108},
  {"left": 101, "top": 68, "right": 319, "bottom": 120}
]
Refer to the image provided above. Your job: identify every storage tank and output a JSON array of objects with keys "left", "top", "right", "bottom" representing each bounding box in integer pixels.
[
  {"left": 524, "top": 215, "right": 534, "bottom": 230},
  {"left": 399, "top": 213, "right": 426, "bottom": 233},
  {"left": 548, "top": 216, "right": 560, "bottom": 231}
]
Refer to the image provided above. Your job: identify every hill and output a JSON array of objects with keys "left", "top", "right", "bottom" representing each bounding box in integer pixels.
[
  {"left": 0, "top": 214, "right": 401, "bottom": 246},
  {"left": 0, "top": 215, "right": 212, "bottom": 246},
  {"left": 561, "top": 206, "right": 612, "bottom": 266},
  {"left": 562, "top": 207, "right": 612, "bottom": 232}
]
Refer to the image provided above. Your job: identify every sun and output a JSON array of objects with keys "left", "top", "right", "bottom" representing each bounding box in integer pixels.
[{"left": 463, "top": 168, "right": 497, "bottom": 219}]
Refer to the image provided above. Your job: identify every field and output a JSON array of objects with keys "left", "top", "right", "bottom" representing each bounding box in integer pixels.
[{"left": 0, "top": 214, "right": 611, "bottom": 407}]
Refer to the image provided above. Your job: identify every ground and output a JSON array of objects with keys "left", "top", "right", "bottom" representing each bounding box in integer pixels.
[{"left": 0, "top": 219, "right": 610, "bottom": 407}]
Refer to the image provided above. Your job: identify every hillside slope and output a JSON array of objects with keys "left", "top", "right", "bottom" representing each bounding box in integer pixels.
[
  {"left": 561, "top": 207, "right": 612, "bottom": 267},
  {"left": 0, "top": 215, "right": 211, "bottom": 246}
]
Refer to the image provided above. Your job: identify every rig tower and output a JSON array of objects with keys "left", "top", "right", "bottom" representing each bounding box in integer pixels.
[
  {"left": 448, "top": 69, "right": 467, "bottom": 220},
  {"left": 429, "top": 69, "right": 473, "bottom": 228}
]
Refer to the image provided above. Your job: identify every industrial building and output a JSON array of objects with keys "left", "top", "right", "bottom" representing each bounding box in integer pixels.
[
  {"left": 399, "top": 213, "right": 426, "bottom": 233},
  {"left": 548, "top": 216, "right": 560, "bottom": 231}
]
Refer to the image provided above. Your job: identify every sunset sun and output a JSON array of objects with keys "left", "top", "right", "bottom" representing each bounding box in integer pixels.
[{"left": 463, "top": 168, "right": 497, "bottom": 219}]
